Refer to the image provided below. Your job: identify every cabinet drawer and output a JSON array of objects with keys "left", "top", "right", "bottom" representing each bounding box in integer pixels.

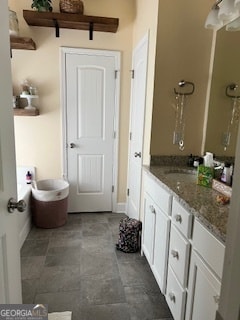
[
  {"left": 166, "top": 266, "right": 186, "bottom": 320},
  {"left": 169, "top": 225, "right": 190, "bottom": 287},
  {"left": 142, "top": 195, "right": 156, "bottom": 266},
  {"left": 172, "top": 198, "right": 193, "bottom": 238},
  {"left": 192, "top": 219, "right": 225, "bottom": 279},
  {"left": 144, "top": 173, "right": 172, "bottom": 215}
]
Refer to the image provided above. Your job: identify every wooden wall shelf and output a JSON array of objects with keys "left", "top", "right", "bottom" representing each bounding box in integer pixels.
[
  {"left": 13, "top": 108, "right": 39, "bottom": 116},
  {"left": 23, "top": 10, "right": 119, "bottom": 40},
  {"left": 10, "top": 36, "right": 36, "bottom": 50}
]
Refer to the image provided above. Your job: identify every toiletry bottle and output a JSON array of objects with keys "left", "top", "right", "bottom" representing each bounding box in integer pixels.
[
  {"left": 26, "top": 171, "right": 32, "bottom": 184},
  {"left": 203, "top": 152, "right": 214, "bottom": 167},
  {"left": 193, "top": 157, "right": 200, "bottom": 168},
  {"left": 188, "top": 154, "right": 194, "bottom": 167},
  {"left": 230, "top": 164, "right": 234, "bottom": 186},
  {"left": 221, "top": 163, "right": 231, "bottom": 185}
]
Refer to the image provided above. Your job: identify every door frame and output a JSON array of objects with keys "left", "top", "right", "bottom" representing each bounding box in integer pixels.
[
  {"left": 126, "top": 32, "right": 149, "bottom": 219},
  {"left": 60, "top": 47, "right": 120, "bottom": 212},
  {"left": 0, "top": 0, "right": 22, "bottom": 302}
]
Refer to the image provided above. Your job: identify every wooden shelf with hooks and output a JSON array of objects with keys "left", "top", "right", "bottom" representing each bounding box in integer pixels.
[
  {"left": 10, "top": 36, "right": 36, "bottom": 50},
  {"left": 13, "top": 108, "right": 39, "bottom": 116},
  {"left": 23, "top": 10, "right": 119, "bottom": 39}
]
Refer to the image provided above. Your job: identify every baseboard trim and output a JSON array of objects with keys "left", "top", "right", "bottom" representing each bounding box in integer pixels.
[
  {"left": 115, "top": 202, "right": 126, "bottom": 213},
  {"left": 19, "top": 218, "right": 31, "bottom": 248}
]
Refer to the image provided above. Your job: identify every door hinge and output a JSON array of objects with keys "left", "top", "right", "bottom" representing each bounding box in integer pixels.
[
  {"left": 113, "top": 131, "right": 116, "bottom": 139},
  {"left": 115, "top": 70, "right": 118, "bottom": 79},
  {"left": 129, "top": 132, "right": 132, "bottom": 140},
  {"left": 130, "top": 69, "right": 134, "bottom": 79},
  {"left": 112, "top": 185, "right": 114, "bottom": 192},
  {"left": 127, "top": 188, "right": 130, "bottom": 196}
]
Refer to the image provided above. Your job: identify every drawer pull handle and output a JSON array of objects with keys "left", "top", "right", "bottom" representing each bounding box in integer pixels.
[
  {"left": 149, "top": 205, "right": 156, "bottom": 214},
  {"left": 175, "top": 214, "right": 182, "bottom": 223},
  {"left": 171, "top": 249, "right": 179, "bottom": 259},
  {"left": 169, "top": 292, "right": 176, "bottom": 303},
  {"left": 213, "top": 295, "right": 220, "bottom": 305}
]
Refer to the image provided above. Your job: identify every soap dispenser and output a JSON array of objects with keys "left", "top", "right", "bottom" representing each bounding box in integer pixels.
[
  {"left": 203, "top": 152, "right": 214, "bottom": 167},
  {"left": 26, "top": 171, "right": 32, "bottom": 185}
]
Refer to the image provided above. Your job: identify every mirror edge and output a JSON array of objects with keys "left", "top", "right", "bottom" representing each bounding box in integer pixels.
[{"left": 201, "top": 30, "right": 217, "bottom": 155}]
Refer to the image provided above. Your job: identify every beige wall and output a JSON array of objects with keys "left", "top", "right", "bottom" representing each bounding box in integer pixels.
[
  {"left": 9, "top": 0, "right": 135, "bottom": 203},
  {"left": 151, "top": 0, "right": 213, "bottom": 156},
  {"left": 132, "top": 0, "right": 159, "bottom": 165},
  {"left": 10, "top": 0, "right": 215, "bottom": 206}
]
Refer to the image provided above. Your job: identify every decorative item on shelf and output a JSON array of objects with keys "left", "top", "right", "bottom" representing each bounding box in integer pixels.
[
  {"left": 21, "top": 79, "right": 30, "bottom": 95},
  {"left": 20, "top": 94, "right": 39, "bottom": 110},
  {"left": 31, "top": 0, "right": 53, "bottom": 12},
  {"left": 12, "top": 95, "right": 20, "bottom": 108},
  {"left": 9, "top": 8, "right": 19, "bottom": 37},
  {"left": 20, "top": 79, "right": 39, "bottom": 110},
  {"left": 59, "top": 0, "right": 84, "bottom": 14}
]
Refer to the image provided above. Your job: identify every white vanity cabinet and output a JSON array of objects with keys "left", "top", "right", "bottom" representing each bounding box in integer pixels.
[
  {"left": 185, "top": 219, "right": 225, "bottom": 320},
  {"left": 166, "top": 198, "right": 193, "bottom": 320},
  {"left": 142, "top": 172, "right": 172, "bottom": 293},
  {"left": 142, "top": 169, "right": 226, "bottom": 320}
]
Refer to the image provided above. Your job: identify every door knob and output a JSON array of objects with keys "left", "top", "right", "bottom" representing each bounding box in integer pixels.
[
  {"left": 134, "top": 152, "right": 141, "bottom": 158},
  {"left": 169, "top": 292, "right": 176, "bottom": 303},
  {"left": 171, "top": 249, "right": 179, "bottom": 259},
  {"left": 7, "top": 198, "right": 26, "bottom": 213},
  {"left": 70, "top": 143, "right": 76, "bottom": 148}
]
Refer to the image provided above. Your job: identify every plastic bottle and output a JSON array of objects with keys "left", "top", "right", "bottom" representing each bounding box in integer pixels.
[
  {"left": 230, "top": 164, "right": 234, "bottom": 186},
  {"left": 26, "top": 171, "right": 32, "bottom": 184},
  {"left": 221, "top": 163, "right": 231, "bottom": 185},
  {"left": 193, "top": 157, "right": 200, "bottom": 167},
  {"left": 188, "top": 154, "right": 194, "bottom": 167},
  {"left": 203, "top": 152, "right": 214, "bottom": 167}
]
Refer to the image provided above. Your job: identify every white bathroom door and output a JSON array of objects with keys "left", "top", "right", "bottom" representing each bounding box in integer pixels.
[
  {"left": 0, "top": 0, "right": 22, "bottom": 303},
  {"left": 62, "top": 48, "right": 120, "bottom": 212},
  {"left": 127, "top": 33, "right": 149, "bottom": 220}
]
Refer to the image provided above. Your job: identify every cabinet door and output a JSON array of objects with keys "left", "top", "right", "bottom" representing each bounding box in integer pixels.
[
  {"left": 152, "top": 207, "right": 170, "bottom": 294},
  {"left": 186, "top": 250, "right": 221, "bottom": 320},
  {"left": 142, "top": 194, "right": 156, "bottom": 265}
]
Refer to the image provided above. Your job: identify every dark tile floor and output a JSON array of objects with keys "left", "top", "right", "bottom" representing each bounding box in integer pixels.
[{"left": 21, "top": 212, "right": 173, "bottom": 320}]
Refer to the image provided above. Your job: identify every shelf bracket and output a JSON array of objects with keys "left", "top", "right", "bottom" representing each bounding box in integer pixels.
[
  {"left": 89, "top": 22, "right": 94, "bottom": 40},
  {"left": 53, "top": 19, "right": 60, "bottom": 38}
]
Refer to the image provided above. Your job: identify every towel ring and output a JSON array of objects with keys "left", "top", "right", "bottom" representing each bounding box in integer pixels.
[
  {"left": 225, "top": 83, "right": 240, "bottom": 99},
  {"left": 174, "top": 80, "right": 195, "bottom": 96}
]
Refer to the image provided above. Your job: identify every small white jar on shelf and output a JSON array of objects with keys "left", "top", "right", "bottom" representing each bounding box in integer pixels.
[{"left": 20, "top": 94, "right": 38, "bottom": 110}]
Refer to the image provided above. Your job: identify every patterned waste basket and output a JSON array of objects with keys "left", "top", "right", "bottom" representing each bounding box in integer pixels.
[{"left": 116, "top": 217, "right": 142, "bottom": 253}]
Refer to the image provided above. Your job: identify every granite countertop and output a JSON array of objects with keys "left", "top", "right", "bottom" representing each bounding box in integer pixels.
[{"left": 143, "top": 165, "right": 229, "bottom": 244}]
